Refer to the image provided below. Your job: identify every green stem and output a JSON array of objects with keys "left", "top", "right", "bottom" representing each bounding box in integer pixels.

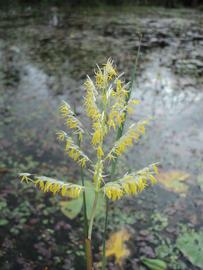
[
  {"left": 101, "top": 196, "right": 109, "bottom": 269},
  {"left": 81, "top": 167, "right": 88, "bottom": 237},
  {"left": 88, "top": 191, "right": 99, "bottom": 240},
  {"left": 74, "top": 106, "right": 89, "bottom": 266},
  {"left": 85, "top": 238, "right": 93, "bottom": 270},
  {"left": 101, "top": 40, "right": 142, "bottom": 270}
]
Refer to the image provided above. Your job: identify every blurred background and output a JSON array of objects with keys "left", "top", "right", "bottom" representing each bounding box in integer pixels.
[{"left": 0, "top": 0, "right": 203, "bottom": 269}]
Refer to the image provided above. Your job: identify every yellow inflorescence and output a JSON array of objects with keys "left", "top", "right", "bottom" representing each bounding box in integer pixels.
[
  {"left": 19, "top": 174, "right": 83, "bottom": 198},
  {"left": 65, "top": 137, "right": 90, "bottom": 167},
  {"left": 113, "top": 79, "right": 128, "bottom": 98},
  {"left": 56, "top": 131, "right": 90, "bottom": 167},
  {"left": 103, "top": 163, "right": 159, "bottom": 200},
  {"left": 107, "top": 102, "right": 126, "bottom": 129},
  {"left": 93, "top": 160, "right": 104, "bottom": 189},
  {"left": 97, "top": 146, "right": 104, "bottom": 158},
  {"left": 91, "top": 115, "right": 108, "bottom": 146},
  {"left": 107, "top": 120, "right": 149, "bottom": 160},
  {"left": 95, "top": 59, "right": 117, "bottom": 90},
  {"left": 84, "top": 76, "right": 101, "bottom": 122},
  {"left": 104, "top": 59, "right": 117, "bottom": 80},
  {"left": 95, "top": 68, "right": 106, "bottom": 90},
  {"left": 20, "top": 59, "right": 159, "bottom": 206},
  {"left": 59, "top": 101, "right": 84, "bottom": 141},
  {"left": 19, "top": 173, "right": 32, "bottom": 183},
  {"left": 104, "top": 183, "right": 124, "bottom": 201},
  {"left": 36, "top": 180, "right": 83, "bottom": 198}
]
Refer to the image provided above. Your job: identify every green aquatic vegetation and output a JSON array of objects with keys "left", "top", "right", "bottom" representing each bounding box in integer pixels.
[
  {"left": 19, "top": 59, "right": 159, "bottom": 269},
  {"left": 176, "top": 229, "right": 203, "bottom": 269},
  {"left": 155, "top": 238, "right": 187, "bottom": 270},
  {"left": 151, "top": 213, "right": 168, "bottom": 231},
  {"left": 0, "top": 200, "right": 9, "bottom": 226},
  {"left": 0, "top": 199, "right": 10, "bottom": 226},
  {"left": 141, "top": 258, "right": 167, "bottom": 270}
]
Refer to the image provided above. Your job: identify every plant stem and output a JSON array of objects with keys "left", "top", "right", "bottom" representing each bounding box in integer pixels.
[
  {"left": 88, "top": 191, "right": 99, "bottom": 240},
  {"left": 81, "top": 167, "right": 88, "bottom": 237},
  {"left": 85, "top": 238, "right": 93, "bottom": 270},
  {"left": 80, "top": 158, "right": 91, "bottom": 270},
  {"left": 75, "top": 108, "right": 89, "bottom": 268},
  {"left": 101, "top": 39, "right": 142, "bottom": 270}
]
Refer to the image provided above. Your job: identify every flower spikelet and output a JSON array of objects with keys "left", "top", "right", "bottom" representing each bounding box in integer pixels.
[
  {"left": 104, "top": 58, "right": 117, "bottom": 80},
  {"left": 93, "top": 160, "right": 104, "bottom": 189},
  {"left": 95, "top": 59, "right": 117, "bottom": 90},
  {"left": 59, "top": 101, "right": 84, "bottom": 141},
  {"left": 19, "top": 173, "right": 32, "bottom": 183},
  {"left": 19, "top": 174, "right": 84, "bottom": 198},
  {"left": 57, "top": 131, "right": 90, "bottom": 167},
  {"left": 95, "top": 66, "right": 106, "bottom": 90},
  {"left": 84, "top": 76, "right": 101, "bottom": 122},
  {"left": 92, "top": 113, "right": 108, "bottom": 146},
  {"left": 107, "top": 120, "right": 149, "bottom": 160},
  {"left": 107, "top": 102, "right": 126, "bottom": 129},
  {"left": 103, "top": 183, "right": 124, "bottom": 201},
  {"left": 102, "top": 163, "right": 159, "bottom": 200},
  {"left": 112, "top": 79, "right": 129, "bottom": 99},
  {"left": 65, "top": 136, "right": 90, "bottom": 167}
]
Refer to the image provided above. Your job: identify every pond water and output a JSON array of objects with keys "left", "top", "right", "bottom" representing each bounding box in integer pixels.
[{"left": 0, "top": 5, "right": 203, "bottom": 270}]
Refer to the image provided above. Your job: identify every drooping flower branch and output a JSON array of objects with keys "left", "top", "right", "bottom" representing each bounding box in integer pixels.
[{"left": 19, "top": 173, "right": 84, "bottom": 198}]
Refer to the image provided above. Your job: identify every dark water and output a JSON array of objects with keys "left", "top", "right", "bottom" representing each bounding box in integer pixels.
[{"left": 0, "top": 5, "right": 203, "bottom": 270}]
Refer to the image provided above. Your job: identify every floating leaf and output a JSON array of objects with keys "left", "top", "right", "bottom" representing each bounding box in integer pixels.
[
  {"left": 106, "top": 228, "right": 131, "bottom": 266},
  {"left": 142, "top": 258, "right": 167, "bottom": 270},
  {"left": 177, "top": 230, "right": 203, "bottom": 269},
  {"left": 197, "top": 174, "right": 203, "bottom": 192},
  {"left": 157, "top": 170, "right": 190, "bottom": 194}
]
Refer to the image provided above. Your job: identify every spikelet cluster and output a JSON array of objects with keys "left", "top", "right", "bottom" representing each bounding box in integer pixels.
[
  {"left": 19, "top": 174, "right": 83, "bottom": 198},
  {"left": 103, "top": 183, "right": 124, "bottom": 201},
  {"left": 59, "top": 101, "right": 84, "bottom": 141},
  {"left": 106, "top": 78, "right": 129, "bottom": 128},
  {"left": 107, "top": 120, "right": 149, "bottom": 160},
  {"left": 95, "top": 59, "right": 117, "bottom": 90},
  {"left": 91, "top": 113, "right": 108, "bottom": 147},
  {"left": 84, "top": 76, "right": 101, "bottom": 122},
  {"left": 93, "top": 160, "right": 104, "bottom": 190},
  {"left": 103, "top": 163, "right": 159, "bottom": 200},
  {"left": 56, "top": 131, "right": 90, "bottom": 167}
]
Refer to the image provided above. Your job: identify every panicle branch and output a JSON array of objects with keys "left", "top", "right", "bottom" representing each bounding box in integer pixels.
[
  {"left": 103, "top": 163, "right": 159, "bottom": 201},
  {"left": 95, "top": 58, "right": 117, "bottom": 91},
  {"left": 106, "top": 120, "right": 149, "bottom": 160},
  {"left": 59, "top": 101, "right": 84, "bottom": 141},
  {"left": 84, "top": 76, "right": 101, "bottom": 123},
  {"left": 19, "top": 173, "right": 84, "bottom": 198},
  {"left": 56, "top": 130, "right": 90, "bottom": 167}
]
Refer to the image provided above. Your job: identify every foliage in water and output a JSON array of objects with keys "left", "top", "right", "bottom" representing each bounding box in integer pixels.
[{"left": 176, "top": 229, "right": 203, "bottom": 269}]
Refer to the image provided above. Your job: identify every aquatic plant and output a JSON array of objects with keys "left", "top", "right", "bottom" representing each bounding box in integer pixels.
[
  {"left": 19, "top": 59, "right": 159, "bottom": 270},
  {"left": 177, "top": 229, "right": 203, "bottom": 269}
]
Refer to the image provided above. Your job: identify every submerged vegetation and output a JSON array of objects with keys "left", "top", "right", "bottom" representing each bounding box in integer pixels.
[{"left": 19, "top": 59, "right": 159, "bottom": 269}]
